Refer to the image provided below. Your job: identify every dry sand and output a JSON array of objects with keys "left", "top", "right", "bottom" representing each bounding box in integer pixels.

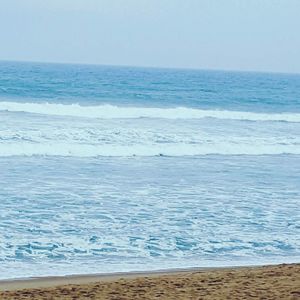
[{"left": 0, "top": 263, "right": 299, "bottom": 299}]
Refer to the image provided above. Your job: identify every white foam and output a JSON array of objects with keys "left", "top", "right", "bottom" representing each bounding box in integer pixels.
[
  {"left": 1, "top": 101, "right": 300, "bottom": 122},
  {"left": 0, "top": 142, "right": 299, "bottom": 157}
]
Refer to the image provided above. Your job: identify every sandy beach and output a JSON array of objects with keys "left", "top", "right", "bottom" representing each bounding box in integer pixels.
[{"left": 0, "top": 263, "right": 299, "bottom": 299}]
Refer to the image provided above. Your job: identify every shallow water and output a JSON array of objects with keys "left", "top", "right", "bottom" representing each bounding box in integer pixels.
[{"left": 0, "top": 62, "right": 299, "bottom": 278}]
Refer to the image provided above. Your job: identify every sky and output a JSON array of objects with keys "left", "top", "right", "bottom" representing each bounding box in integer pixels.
[{"left": 0, "top": 0, "right": 300, "bottom": 73}]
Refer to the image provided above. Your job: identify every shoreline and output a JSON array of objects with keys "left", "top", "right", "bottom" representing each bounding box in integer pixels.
[
  {"left": 0, "top": 263, "right": 299, "bottom": 299},
  {"left": 0, "top": 265, "right": 248, "bottom": 291},
  {"left": 1, "top": 259, "right": 299, "bottom": 284}
]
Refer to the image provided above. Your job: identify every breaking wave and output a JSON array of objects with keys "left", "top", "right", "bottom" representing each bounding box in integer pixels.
[{"left": 1, "top": 101, "right": 300, "bottom": 122}]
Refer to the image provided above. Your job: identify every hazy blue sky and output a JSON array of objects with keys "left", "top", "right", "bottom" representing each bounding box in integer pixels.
[{"left": 1, "top": 0, "right": 299, "bottom": 73}]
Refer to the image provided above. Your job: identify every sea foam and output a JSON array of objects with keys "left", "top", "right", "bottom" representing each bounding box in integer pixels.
[
  {"left": 1, "top": 142, "right": 299, "bottom": 157},
  {"left": 1, "top": 101, "right": 300, "bottom": 122}
]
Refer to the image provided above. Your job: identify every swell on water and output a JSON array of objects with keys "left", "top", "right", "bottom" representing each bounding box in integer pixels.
[{"left": 1, "top": 101, "right": 300, "bottom": 122}]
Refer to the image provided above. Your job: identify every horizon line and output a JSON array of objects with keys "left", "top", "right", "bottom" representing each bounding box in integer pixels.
[{"left": 0, "top": 59, "right": 299, "bottom": 76}]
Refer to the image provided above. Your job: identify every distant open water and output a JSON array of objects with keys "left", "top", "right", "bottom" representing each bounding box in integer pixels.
[{"left": 0, "top": 61, "right": 299, "bottom": 279}]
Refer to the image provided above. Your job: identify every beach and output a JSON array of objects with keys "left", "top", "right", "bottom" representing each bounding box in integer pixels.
[
  {"left": 0, "top": 263, "right": 299, "bottom": 299},
  {"left": 1, "top": 0, "right": 300, "bottom": 296}
]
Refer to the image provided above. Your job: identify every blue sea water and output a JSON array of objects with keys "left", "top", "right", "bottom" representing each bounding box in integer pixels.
[{"left": 0, "top": 61, "right": 300, "bottom": 279}]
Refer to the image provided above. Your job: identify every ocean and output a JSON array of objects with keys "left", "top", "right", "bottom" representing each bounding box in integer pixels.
[{"left": 0, "top": 61, "right": 299, "bottom": 279}]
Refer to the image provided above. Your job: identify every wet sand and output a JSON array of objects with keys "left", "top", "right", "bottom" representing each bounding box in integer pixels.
[{"left": 0, "top": 263, "right": 299, "bottom": 299}]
